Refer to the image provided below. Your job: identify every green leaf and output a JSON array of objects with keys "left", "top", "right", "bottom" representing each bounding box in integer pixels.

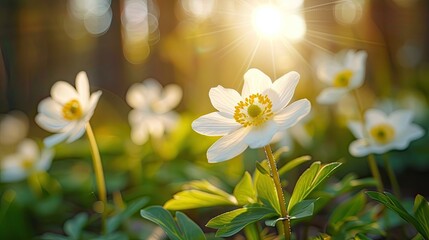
[
  {"left": 64, "top": 212, "right": 88, "bottom": 240},
  {"left": 206, "top": 205, "right": 277, "bottom": 237},
  {"left": 255, "top": 162, "right": 270, "bottom": 176},
  {"left": 254, "top": 166, "right": 281, "bottom": 214},
  {"left": 329, "top": 191, "right": 366, "bottom": 227},
  {"left": 39, "top": 233, "right": 69, "bottom": 240},
  {"left": 106, "top": 197, "right": 149, "bottom": 234},
  {"left": 355, "top": 233, "right": 372, "bottom": 240},
  {"left": 366, "top": 191, "right": 428, "bottom": 239},
  {"left": 413, "top": 195, "right": 429, "bottom": 239},
  {"left": 176, "top": 211, "right": 206, "bottom": 240},
  {"left": 278, "top": 155, "right": 312, "bottom": 177},
  {"left": 289, "top": 198, "right": 317, "bottom": 220},
  {"left": 233, "top": 172, "right": 257, "bottom": 205},
  {"left": 164, "top": 180, "right": 237, "bottom": 210},
  {"left": 140, "top": 206, "right": 182, "bottom": 240},
  {"left": 288, "top": 162, "right": 341, "bottom": 211}
]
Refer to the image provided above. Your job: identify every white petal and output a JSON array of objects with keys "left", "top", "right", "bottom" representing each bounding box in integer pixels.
[
  {"left": 51, "top": 81, "right": 79, "bottom": 105},
  {"left": 209, "top": 86, "right": 241, "bottom": 115},
  {"left": 130, "top": 122, "right": 149, "bottom": 145},
  {"left": 316, "top": 88, "right": 349, "bottom": 104},
  {"left": 271, "top": 71, "right": 300, "bottom": 109},
  {"left": 273, "top": 99, "right": 311, "bottom": 130},
  {"left": 388, "top": 109, "right": 413, "bottom": 133},
  {"left": 1, "top": 168, "right": 27, "bottom": 182},
  {"left": 18, "top": 139, "right": 39, "bottom": 158},
  {"left": 44, "top": 133, "right": 69, "bottom": 148},
  {"left": 37, "top": 98, "right": 63, "bottom": 120},
  {"left": 244, "top": 120, "right": 278, "bottom": 148},
  {"left": 365, "top": 109, "right": 387, "bottom": 128},
  {"left": 126, "top": 83, "right": 148, "bottom": 109},
  {"left": 349, "top": 139, "right": 371, "bottom": 157},
  {"left": 317, "top": 62, "right": 342, "bottom": 85},
  {"left": 84, "top": 90, "right": 102, "bottom": 120},
  {"left": 192, "top": 112, "right": 241, "bottom": 136},
  {"left": 348, "top": 121, "right": 365, "bottom": 139},
  {"left": 207, "top": 128, "right": 249, "bottom": 163},
  {"left": 76, "top": 71, "right": 90, "bottom": 108},
  {"left": 147, "top": 116, "right": 165, "bottom": 138},
  {"left": 35, "top": 114, "right": 69, "bottom": 132},
  {"left": 143, "top": 79, "right": 163, "bottom": 103},
  {"left": 128, "top": 109, "right": 144, "bottom": 125},
  {"left": 348, "top": 51, "right": 367, "bottom": 89},
  {"left": 394, "top": 124, "right": 424, "bottom": 149},
  {"left": 242, "top": 68, "right": 272, "bottom": 97},
  {"left": 35, "top": 148, "right": 54, "bottom": 172},
  {"left": 155, "top": 84, "right": 182, "bottom": 113},
  {"left": 159, "top": 112, "right": 180, "bottom": 132},
  {"left": 66, "top": 122, "right": 86, "bottom": 143}
]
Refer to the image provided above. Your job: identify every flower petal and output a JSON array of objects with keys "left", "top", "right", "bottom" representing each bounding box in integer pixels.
[
  {"left": 76, "top": 71, "right": 90, "bottom": 108},
  {"left": 130, "top": 122, "right": 149, "bottom": 145},
  {"left": 244, "top": 120, "right": 278, "bottom": 148},
  {"left": 192, "top": 112, "right": 241, "bottom": 136},
  {"left": 209, "top": 86, "right": 241, "bottom": 115},
  {"left": 37, "top": 98, "right": 63, "bottom": 120},
  {"left": 273, "top": 99, "right": 311, "bottom": 130},
  {"left": 388, "top": 109, "right": 413, "bottom": 133},
  {"left": 365, "top": 109, "right": 387, "bottom": 128},
  {"left": 155, "top": 84, "right": 182, "bottom": 113},
  {"left": 84, "top": 90, "right": 102, "bottom": 121},
  {"left": 316, "top": 88, "right": 348, "bottom": 104},
  {"left": 35, "top": 114, "right": 69, "bottom": 132},
  {"left": 394, "top": 124, "right": 424, "bottom": 149},
  {"left": 126, "top": 83, "right": 148, "bottom": 110},
  {"left": 242, "top": 68, "right": 272, "bottom": 97},
  {"left": 36, "top": 148, "right": 54, "bottom": 172},
  {"left": 349, "top": 139, "right": 371, "bottom": 157},
  {"left": 143, "top": 79, "right": 163, "bottom": 103},
  {"left": 348, "top": 121, "right": 365, "bottom": 139},
  {"left": 271, "top": 71, "right": 300, "bottom": 109},
  {"left": 44, "top": 132, "right": 69, "bottom": 148},
  {"left": 207, "top": 128, "right": 249, "bottom": 163},
  {"left": 66, "top": 122, "right": 86, "bottom": 143},
  {"left": 51, "top": 81, "right": 79, "bottom": 105}
]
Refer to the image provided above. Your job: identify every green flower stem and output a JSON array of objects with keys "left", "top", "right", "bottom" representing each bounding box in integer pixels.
[
  {"left": 368, "top": 154, "right": 384, "bottom": 192},
  {"left": 383, "top": 154, "right": 401, "bottom": 197},
  {"left": 28, "top": 172, "right": 43, "bottom": 196},
  {"left": 85, "top": 123, "right": 107, "bottom": 233},
  {"left": 264, "top": 145, "right": 291, "bottom": 240},
  {"left": 353, "top": 90, "right": 384, "bottom": 192}
]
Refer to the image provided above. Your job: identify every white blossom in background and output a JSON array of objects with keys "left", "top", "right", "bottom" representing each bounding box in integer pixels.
[
  {"left": 348, "top": 108, "right": 424, "bottom": 157},
  {"left": 0, "top": 139, "right": 53, "bottom": 182},
  {"left": 126, "top": 79, "right": 182, "bottom": 145},
  {"left": 272, "top": 114, "right": 312, "bottom": 152},
  {"left": 0, "top": 111, "right": 29, "bottom": 146},
  {"left": 35, "top": 71, "right": 102, "bottom": 147},
  {"left": 192, "top": 68, "right": 311, "bottom": 163},
  {"left": 316, "top": 49, "right": 367, "bottom": 104}
]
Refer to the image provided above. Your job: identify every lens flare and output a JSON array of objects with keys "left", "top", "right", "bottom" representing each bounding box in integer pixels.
[{"left": 251, "top": 5, "right": 285, "bottom": 39}]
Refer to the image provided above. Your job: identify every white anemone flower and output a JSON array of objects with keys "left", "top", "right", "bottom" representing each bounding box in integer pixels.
[
  {"left": 316, "top": 49, "right": 367, "bottom": 104},
  {"left": 35, "top": 71, "right": 102, "bottom": 147},
  {"left": 126, "top": 79, "right": 182, "bottom": 145},
  {"left": 0, "top": 111, "right": 29, "bottom": 146},
  {"left": 348, "top": 108, "right": 424, "bottom": 157},
  {"left": 192, "top": 68, "right": 311, "bottom": 163},
  {"left": 1, "top": 139, "right": 54, "bottom": 182}
]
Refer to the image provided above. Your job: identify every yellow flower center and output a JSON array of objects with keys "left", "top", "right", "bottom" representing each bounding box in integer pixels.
[
  {"left": 369, "top": 124, "right": 395, "bottom": 144},
  {"left": 62, "top": 99, "right": 83, "bottom": 120},
  {"left": 333, "top": 70, "right": 353, "bottom": 88},
  {"left": 234, "top": 93, "right": 273, "bottom": 127},
  {"left": 20, "top": 158, "right": 34, "bottom": 170}
]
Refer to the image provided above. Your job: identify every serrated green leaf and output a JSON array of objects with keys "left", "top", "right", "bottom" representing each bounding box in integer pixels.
[
  {"left": 413, "top": 195, "right": 429, "bottom": 239},
  {"left": 233, "top": 172, "right": 257, "bottom": 205},
  {"left": 288, "top": 162, "right": 341, "bottom": 211},
  {"left": 366, "top": 191, "right": 428, "bottom": 239},
  {"left": 164, "top": 180, "right": 237, "bottom": 210},
  {"left": 176, "top": 212, "right": 206, "bottom": 240},
  {"left": 64, "top": 212, "right": 88, "bottom": 240},
  {"left": 254, "top": 167, "right": 281, "bottom": 214},
  {"left": 140, "top": 206, "right": 182, "bottom": 240},
  {"left": 206, "top": 205, "right": 277, "bottom": 237},
  {"left": 106, "top": 197, "right": 149, "bottom": 234},
  {"left": 256, "top": 162, "right": 270, "bottom": 175},
  {"left": 329, "top": 191, "right": 366, "bottom": 227},
  {"left": 289, "top": 198, "right": 317, "bottom": 220},
  {"left": 278, "top": 155, "right": 311, "bottom": 176}
]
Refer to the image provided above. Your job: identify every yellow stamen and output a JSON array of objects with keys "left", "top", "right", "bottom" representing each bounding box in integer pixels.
[
  {"left": 234, "top": 93, "right": 273, "bottom": 127},
  {"left": 21, "top": 158, "right": 34, "bottom": 170},
  {"left": 333, "top": 70, "right": 353, "bottom": 88},
  {"left": 370, "top": 124, "right": 395, "bottom": 144},
  {"left": 62, "top": 99, "right": 83, "bottom": 120}
]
